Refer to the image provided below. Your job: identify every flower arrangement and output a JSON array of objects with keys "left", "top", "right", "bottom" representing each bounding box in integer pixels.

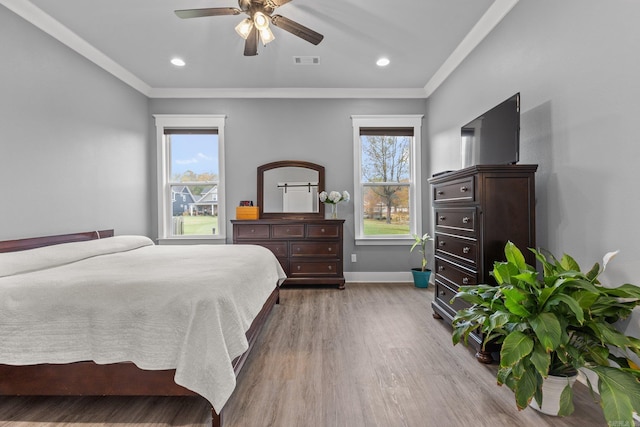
[
  {"left": 319, "top": 190, "right": 350, "bottom": 218},
  {"left": 319, "top": 190, "right": 350, "bottom": 204}
]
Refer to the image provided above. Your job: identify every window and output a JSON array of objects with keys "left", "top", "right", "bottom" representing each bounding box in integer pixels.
[
  {"left": 154, "top": 115, "right": 226, "bottom": 242},
  {"left": 352, "top": 115, "right": 423, "bottom": 245}
]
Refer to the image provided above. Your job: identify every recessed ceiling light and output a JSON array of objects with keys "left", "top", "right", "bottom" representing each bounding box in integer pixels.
[
  {"left": 171, "top": 58, "right": 186, "bottom": 67},
  {"left": 376, "top": 57, "right": 390, "bottom": 67}
]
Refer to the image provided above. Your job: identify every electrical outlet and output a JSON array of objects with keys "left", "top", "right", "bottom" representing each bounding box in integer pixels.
[{"left": 351, "top": 254, "right": 357, "bottom": 263}]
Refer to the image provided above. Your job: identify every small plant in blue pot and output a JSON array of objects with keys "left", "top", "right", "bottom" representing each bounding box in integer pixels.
[{"left": 410, "top": 233, "right": 433, "bottom": 288}]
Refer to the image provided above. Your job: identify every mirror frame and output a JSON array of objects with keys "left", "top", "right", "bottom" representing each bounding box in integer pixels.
[{"left": 258, "top": 160, "right": 325, "bottom": 219}]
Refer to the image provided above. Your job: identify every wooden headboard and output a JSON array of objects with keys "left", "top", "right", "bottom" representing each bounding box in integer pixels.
[{"left": 0, "top": 229, "right": 114, "bottom": 253}]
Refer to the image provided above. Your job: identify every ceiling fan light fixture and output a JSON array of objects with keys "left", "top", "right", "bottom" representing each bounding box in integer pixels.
[
  {"left": 259, "top": 27, "right": 275, "bottom": 45},
  {"left": 175, "top": 2, "right": 324, "bottom": 56},
  {"left": 253, "top": 12, "right": 270, "bottom": 31},
  {"left": 235, "top": 18, "right": 254, "bottom": 39}
]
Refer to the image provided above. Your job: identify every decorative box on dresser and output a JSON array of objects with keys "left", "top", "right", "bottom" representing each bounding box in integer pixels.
[
  {"left": 428, "top": 164, "right": 537, "bottom": 363},
  {"left": 232, "top": 219, "right": 345, "bottom": 289}
]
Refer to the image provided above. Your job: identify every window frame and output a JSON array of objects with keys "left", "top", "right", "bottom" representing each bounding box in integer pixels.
[
  {"left": 154, "top": 114, "right": 226, "bottom": 244},
  {"left": 351, "top": 115, "right": 423, "bottom": 246}
]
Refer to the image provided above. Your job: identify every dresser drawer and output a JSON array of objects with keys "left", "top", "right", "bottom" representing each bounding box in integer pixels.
[
  {"left": 234, "top": 224, "right": 270, "bottom": 239},
  {"left": 435, "top": 208, "right": 477, "bottom": 235},
  {"left": 307, "top": 224, "right": 340, "bottom": 238},
  {"left": 435, "top": 256, "right": 477, "bottom": 289},
  {"left": 290, "top": 261, "right": 340, "bottom": 276},
  {"left": 291, "top": 242, "right": 339, "bottom": 258},
  {"left": 255, "top": 241, "right": 288, "bottom": 258},
  {"left": 231, "top": 219, "right": 345, "bottom": 288},
  {"left": 435, "top": 233, "right": 478, "bottom": 267},
  {"left": 433, "top": 177, "right": 475, "bottom": 203},
  {"left": 434, "top": 280, "right": 469, "bottom": 315},
  {"left": 272, "top": 224, "right": 304, "bottom": 238}
]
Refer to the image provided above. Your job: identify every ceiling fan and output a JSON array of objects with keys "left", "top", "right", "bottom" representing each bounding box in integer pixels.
[{"left": 175, "top": 0, "right": 324, "bottom": 56}]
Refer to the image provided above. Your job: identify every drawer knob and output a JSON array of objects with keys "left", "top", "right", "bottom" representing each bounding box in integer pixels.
[
  {"left": 328, "top": 266, "right": 333, "bottom": 270},
  {"left": 297, "top": 248, "right": 301, "bottom": 252},
  {"left": 439, "top": 290, "right": 446, "bottom": 296},
  {"left": 250, "top": 228, "right": 255, "bottom": 233},
  {"left": 297, "top": 266, "right": 301, "bottom": 271},
  {"left": 437, "top": 190, "right": 444, "bottom": 195},
  {"left": 460, "top": 186, "right": 468, "bottom": 192},
  {"left": 439, "top": 216, "right": 446, "bottom": 221},
  {"left": 463, "top": 247, "right": 470, "bottom": 254},
  {"left": 438, "top": 241, "right": 445, "bottom": 247},
  {"left": 321, "top": 228, "right": 325, "bottom": 233},
  {"left": 438, "top": 265, "right": 445, "bottom": 272},
  {"left": 462, "top": 277, "right": 470, "bottom": 285},
  {"left": 328, "top": 247, "right": 332, "bottom": 251},
  {"left": 462, "top": 217, "right": 470, "bottom": 224}
]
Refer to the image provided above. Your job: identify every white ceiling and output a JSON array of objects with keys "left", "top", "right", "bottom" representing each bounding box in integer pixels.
[{"left": 4, "top": 0, "right": 519, "bottom": 98}]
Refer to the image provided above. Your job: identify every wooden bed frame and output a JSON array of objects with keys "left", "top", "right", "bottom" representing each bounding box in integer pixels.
[{"left": 0, "top": 229, "right": 280, "bottom": 427}]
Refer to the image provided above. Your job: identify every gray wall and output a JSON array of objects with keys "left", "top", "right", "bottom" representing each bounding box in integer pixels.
[
  {"left": 2, "top": 2, "right": 429, "bottom": 274},
  {"left": 427, "top": 0, "right": 640, "bottom": 334},
  {"left": 0, "top": 6, "right": 151, "bottom": 240},
  {"left": 149, "top": 98, "right": 428, "bottom": 272}
]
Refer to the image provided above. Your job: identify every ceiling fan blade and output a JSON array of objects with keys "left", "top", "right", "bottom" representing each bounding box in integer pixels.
[
  {"left": 271, "top": 15, "right": 324, "bottom": 45},
  {"left": 244, "top": 26, "right": 259, "bottom": 56},
  {"left": 175, "top": 8, "right": 241, "bottom": 19}
]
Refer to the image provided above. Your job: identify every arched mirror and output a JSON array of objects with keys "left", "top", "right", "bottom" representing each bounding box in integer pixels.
[{"left": 258, "top": 160, "right": 325, "bottom": 219}]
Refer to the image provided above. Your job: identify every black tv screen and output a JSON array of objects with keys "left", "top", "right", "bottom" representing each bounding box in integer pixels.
[{"left": 461, "top": 93, "right": 520, "bottom": 168}]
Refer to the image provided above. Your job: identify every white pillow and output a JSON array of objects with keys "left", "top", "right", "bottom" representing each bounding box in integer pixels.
[{"left": 0, "top": 235, "right": 154, "bottom": 278}]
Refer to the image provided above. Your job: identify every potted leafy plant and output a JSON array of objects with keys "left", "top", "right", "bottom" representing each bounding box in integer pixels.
[
  {"left": 451, "top": 241, "right": 640, "bottom": 425},
  {"left": 410, "top": 233, "right": 433, "bottom": 288}
]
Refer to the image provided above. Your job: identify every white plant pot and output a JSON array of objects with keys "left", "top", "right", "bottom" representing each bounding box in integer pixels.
[{"left": 529, "top": 374, "right": 578, "bottom": 416}]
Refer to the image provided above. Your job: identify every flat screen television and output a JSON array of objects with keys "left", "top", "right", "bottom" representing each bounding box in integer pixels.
[{"left": 461, "top": 93, "right": 520, "bottom": 168}]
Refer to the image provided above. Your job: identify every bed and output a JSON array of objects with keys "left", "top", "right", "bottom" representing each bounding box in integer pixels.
[{"left": 0, "top": 229, "right": 286, "bottom": 427}]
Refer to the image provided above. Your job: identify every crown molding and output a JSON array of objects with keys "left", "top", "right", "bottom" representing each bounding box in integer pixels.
[
  {"left": 5, "top": 0, "right": 516, "bottom": 100},
  {"left": 147, "top": 87, "right": 429, "bottom": 99},
  {"left": 2, "top": 0, "right": 151, "bottom": 96},
  {"left": 424, "top": 0, "right": 520, "bottom": 97}
]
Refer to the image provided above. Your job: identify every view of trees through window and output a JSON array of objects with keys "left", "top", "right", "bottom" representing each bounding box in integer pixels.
[
  {"left": 360, "top": 131, "right": 412, "bottom": 235},
  {"left": 168, "top": 132, "right": 219, "bottom": 236}
]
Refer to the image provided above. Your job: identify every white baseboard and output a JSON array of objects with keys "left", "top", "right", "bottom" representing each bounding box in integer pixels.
[{"left": 345, "top": 271, "right": 435, "bottom": 284}]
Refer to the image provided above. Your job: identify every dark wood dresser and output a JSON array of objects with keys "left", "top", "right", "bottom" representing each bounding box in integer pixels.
[
  {"left": 232, "top": 219, "right": 345, "bottom": 289},
  {"left": 428, "top": 164, "right": 537, "bottom": 362}
]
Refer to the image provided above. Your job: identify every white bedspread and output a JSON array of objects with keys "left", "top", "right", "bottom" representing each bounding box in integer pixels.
[{"left": 0, "top": 236, "right": 286, "bottom": 412}]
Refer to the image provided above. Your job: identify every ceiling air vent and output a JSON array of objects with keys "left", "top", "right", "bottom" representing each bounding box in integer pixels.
[{"left": 293, "top": 56, "right": 320, "bottom": 65}]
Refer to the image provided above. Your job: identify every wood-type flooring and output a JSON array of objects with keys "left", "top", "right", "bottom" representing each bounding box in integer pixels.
[{"left": 0, "top": 283, "right": 612, "bottom": 426}]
